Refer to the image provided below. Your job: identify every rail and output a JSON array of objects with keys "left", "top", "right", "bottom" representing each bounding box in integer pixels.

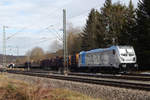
[{"left": 7, "top": 70, "right": 150, "bottom": 91}]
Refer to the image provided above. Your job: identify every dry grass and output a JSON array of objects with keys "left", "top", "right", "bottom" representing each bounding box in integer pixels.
[{"left": 0, "top": 74, "right": 101, "bottom": 100}]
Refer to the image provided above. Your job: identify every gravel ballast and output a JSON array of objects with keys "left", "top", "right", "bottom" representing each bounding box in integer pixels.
[{"left": 6, "top": 73, "right": 150, "bottom": 100}]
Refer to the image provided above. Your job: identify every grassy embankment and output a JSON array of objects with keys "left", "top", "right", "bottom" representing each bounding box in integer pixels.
[{"left": 0, "top": 74, "right": 101, "bottom": 100}]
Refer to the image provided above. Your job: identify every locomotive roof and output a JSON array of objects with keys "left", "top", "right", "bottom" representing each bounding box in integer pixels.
[
  {"left": 79, "top": 46, "right": 117, "bottom": 54},
  {"left": 79, "top": 45, "right": 133, "bottom": 54}
]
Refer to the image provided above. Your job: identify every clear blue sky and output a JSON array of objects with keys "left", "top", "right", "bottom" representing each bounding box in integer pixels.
[{"left": 0, "top": 0, "right": 139, "bottom": 55}]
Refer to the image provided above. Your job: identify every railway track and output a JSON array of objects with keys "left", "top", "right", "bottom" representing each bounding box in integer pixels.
[
  {"left": 69, "top": 73, "right": 150, "bottom": 81},
  {"left": 16, "top": 69, "right": 150, "bottom": 81},
  {"left": 123, "top": 73, "right": 150, "bottom": 77},
  {"left": 7, "top": 70, "right": 150, "bottom": 91}
]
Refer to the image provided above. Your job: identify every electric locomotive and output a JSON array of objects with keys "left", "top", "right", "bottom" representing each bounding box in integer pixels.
[{"left": 77, "top": 45, "right": 138, "bottom": 71}]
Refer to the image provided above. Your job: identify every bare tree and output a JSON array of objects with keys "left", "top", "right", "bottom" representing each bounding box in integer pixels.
[
  {"left": 25, "top": 47, "right": 45, "bottom": 64},
  {"left": 48, "top": 39, "right": 63, "bottom": 53},
  {"left": 67, "top": 24, "right": 82, "bottom": 55}
]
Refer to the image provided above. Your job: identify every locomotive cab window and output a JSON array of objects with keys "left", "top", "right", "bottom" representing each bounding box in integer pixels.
[
  {"left": 129, "top": 53, "right": 134, "bottom": 56},
  {"left": 121, "top": 54, "right": 127, "bottom": 56}
]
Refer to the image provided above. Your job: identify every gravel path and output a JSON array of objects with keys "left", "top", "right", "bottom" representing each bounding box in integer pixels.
[{"left": 6, "top": 73, "right": 150, "bottom": 100}]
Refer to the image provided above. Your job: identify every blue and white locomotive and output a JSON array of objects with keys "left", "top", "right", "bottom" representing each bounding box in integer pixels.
[{"left": 78, "top": 46, "right": 138, "bottom": 71}]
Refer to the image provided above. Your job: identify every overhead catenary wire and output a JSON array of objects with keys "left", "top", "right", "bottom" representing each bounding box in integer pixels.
[
  {"left": 32, "top": 5, "right": 101, "bottom": 41},
  {"left": 6, "top": 7, "right": 62, "bottom": 40},
  {"left": 7, "top": 4, "right": 100, "bottom": 41},
  {"left": 5, "top": 2, "right": 102, "bottom": 56},
  {"left": 68, "top": 4, "right": 101, "bottom": 20},
  {"left": 46, "top": 28, "right": 63, "bottom": 42},
  {"left": 5, "top": 1, "right": 101, "bottom": 41},
  {"left": 30, "top": 6, "right": 102, "bottom": 52}
]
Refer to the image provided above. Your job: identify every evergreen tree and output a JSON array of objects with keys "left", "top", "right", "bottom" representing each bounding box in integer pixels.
[
  {"left": 136, "top": 0, "right": 150, "bottom": 68},
  {"left": 119, "top": 0, "right": 136, "bottom": 45},
  {"left": 95, "top": 11, "right": 106, "bottom": 48},
  {"left": 104, "top": 0, "right": 112, "bottom": 8},
  {"left": 81, "top": 9, "right": 100, "bottom": 50},
  {"left": 101, "top": 0, "right": 128, "bottom": 46},
  {"left": 81, "top": 32, "right": 89, "bottom": 51}
]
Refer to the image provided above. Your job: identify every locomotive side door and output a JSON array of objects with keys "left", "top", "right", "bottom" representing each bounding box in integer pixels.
[{"left": 109, "top": 49, "right": 117, "bottom": 67}]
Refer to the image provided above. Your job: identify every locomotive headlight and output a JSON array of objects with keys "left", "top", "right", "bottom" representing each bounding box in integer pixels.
[{"left": 134, "top": 64, "right": 138, "bottom": 67}]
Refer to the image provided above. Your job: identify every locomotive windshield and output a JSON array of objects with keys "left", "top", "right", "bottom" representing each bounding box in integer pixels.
[{"left": 118, "top": 46, "right": 135, "bottom": 57}]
